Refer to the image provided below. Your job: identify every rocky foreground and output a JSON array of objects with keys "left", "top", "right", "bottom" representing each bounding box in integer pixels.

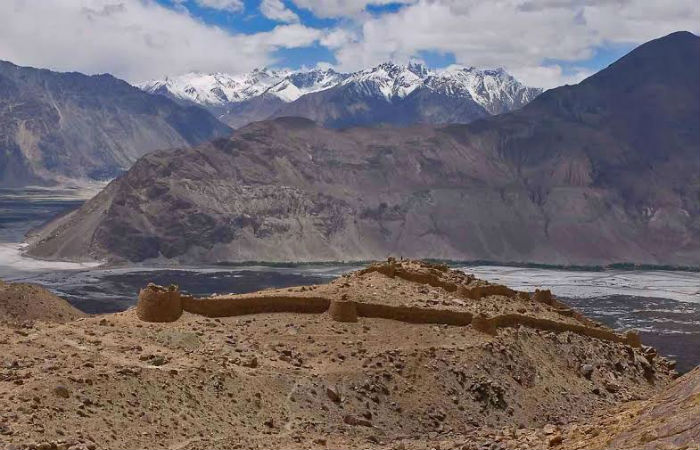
[{"left": 1, "top": 260, "right": 698, "bottom": 450}]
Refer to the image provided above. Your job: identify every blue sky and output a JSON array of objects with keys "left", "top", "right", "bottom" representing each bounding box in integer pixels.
[
  {"left": 1, "top": 0, "right": 698, "bottom": 88},
  {"left": 155, "top": 0, "right": 633, "bottom": 71}
]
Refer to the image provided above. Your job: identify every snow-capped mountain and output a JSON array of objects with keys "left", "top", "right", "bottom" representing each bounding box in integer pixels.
[
  {"left": 140, "top": 63, "right": 541, "bottom": 128},
  {"left": 266, "top": 69, "right": 350, "bottom": 102},
  {"left": 425, "top": 66, "right": 541, "bottom": 115},
  {"left": 270, "top": 62, "right": 542, "bottom": 128},
  {"left": 339, "top": 62, "right": 430, "bottom": 99},
  {"left": 139, "top": 68, "right": 348, "bottom": 106}
]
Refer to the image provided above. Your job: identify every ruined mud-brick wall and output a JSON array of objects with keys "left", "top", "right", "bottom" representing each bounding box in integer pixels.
[
  {"left": 181, "top": 295, "right": 330, "bottom": 317},
  {"left": 135, "top": 260, "right": 642, "bottom": 348}
]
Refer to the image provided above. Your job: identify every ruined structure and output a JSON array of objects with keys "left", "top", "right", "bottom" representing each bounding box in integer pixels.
[
  {"left": 136, "top": 259, "right": 642, "bottom": 347},
  {"left": 136, "top": 283, "right": 183, "bottom": 322},
  {"left": 2, "top": 259, "right": 689, "bottom": 450}
]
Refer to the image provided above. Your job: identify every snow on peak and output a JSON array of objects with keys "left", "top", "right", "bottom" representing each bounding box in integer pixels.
[
  {"left": 139, "top": 63, "right": 540, "bottom": 112},
  {"left": 139, "top": 68, "right": 291, "bottom": 105},
  {"left": 266, "top": 68, "right": 349, "bottom": 102},
  {"left": 139, "top": 67, "right": 346, "bottom": 105},
  {"left": 426, "top": 65, "right": 542, "bottom": 114},
  {"left": 341, "top": 61, "right": 434, "bottom": 100}
]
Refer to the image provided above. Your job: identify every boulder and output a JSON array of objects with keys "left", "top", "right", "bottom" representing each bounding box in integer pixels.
[{"left": 581, "top": 364, "right": 594, "bottom": 379}]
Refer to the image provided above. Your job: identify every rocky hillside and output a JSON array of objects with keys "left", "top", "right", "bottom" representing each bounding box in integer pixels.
[
  {"left": 0, "top": 61, "right": 231, "bottom": 187},
  {"left": 24, "top": 32, "right": 700, "bottom": 265},
  {"left": 0, "top": 259, "right": 691, "bottom": 450},
  {"left": 141, "top": 63, "right": 540, "bottom": 129},
  {"left": 557, "top": 365, "right": 699, "bottom": 449}
]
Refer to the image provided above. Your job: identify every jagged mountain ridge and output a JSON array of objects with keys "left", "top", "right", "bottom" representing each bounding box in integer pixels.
[
  {"left": 0, "top": 61, "right": 231, "bottom": 187},
  {"left": 140, "top": 62, "right": 541, "bottom": 128},
  {"left": 25, "top": 32, "right": 699, "bottom": 265},
  {"left": 139, "top": 67, "right": 348, "bottom": 106}
]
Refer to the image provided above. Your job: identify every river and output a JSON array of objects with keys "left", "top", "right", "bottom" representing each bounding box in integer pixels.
[{"left": 1, "top": 187, "right": 698, "bottom": 372}]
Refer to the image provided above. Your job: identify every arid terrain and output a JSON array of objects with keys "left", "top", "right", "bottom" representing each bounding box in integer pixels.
[
  {"left": 25, "top": 32, "right": 700, "bottom": 266},
  {"left": 1, "top": 260, "right": 697, "bottom": 450}
]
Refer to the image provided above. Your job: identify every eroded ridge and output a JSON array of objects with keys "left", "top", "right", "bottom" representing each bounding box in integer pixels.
[{"left": 137, "top": 259, "right": 641, "bottom": 347}]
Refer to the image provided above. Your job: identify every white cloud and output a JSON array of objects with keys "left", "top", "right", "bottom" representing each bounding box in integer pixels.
[
  {"left": 510, "top": 65, "right": 594, "bottom": 89},
  {"left": 1, "top": 0, "right": 697, "bottom": 88},
  {"left": 291, "top": 0, "right": 416, "bottom": 18},
  {"left": 323, "top": 0, "right": 700, "bottom": 88},
  {"left": 319, "top": 28, "right": 357, "bottom": 49},
  {"left": 0, "top": 0, "right": 321, "bottom": 82},
  {"left": 260, "top": 0, "right": 299, "bottom": 23},
  {"left": 194, "top": 0, "right": 244, "bottom": 13}
]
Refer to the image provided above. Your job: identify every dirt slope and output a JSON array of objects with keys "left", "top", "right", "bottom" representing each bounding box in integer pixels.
[
  {"left": 0, "top": 280, "right": 85, "bottom": 324},
  {"left": 1, "top": 260, "right": 693, "bottom": 449},
  {"left": 557, "top": 366, "right": 699, "bottom": 450}
]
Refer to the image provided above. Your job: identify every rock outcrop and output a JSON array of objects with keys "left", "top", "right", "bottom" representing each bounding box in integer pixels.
[{"left": 548, "top": 366, "right": 700, "bottom": 450}]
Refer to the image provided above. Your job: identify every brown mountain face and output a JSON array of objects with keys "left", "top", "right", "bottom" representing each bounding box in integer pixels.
[
  {"left": 0, "top": 61, "right": 231, "bottom": 187},
  {"left": 25, "top": 32, "right": 700, "bottom": 266}
]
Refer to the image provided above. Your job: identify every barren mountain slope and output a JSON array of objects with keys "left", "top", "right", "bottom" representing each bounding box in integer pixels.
[
  {"left": 24, "top": 32, "right": 700, "bottom": 265},
  {"left": 0, "top": 61, "right": 231, "bottom": 187},
  {"left": 0, "top": 260, "right": 690, "bottom": 450}
]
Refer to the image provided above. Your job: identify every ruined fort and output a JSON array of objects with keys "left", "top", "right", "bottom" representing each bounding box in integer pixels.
[{"left": 137, "top": 259, "right": 642, "bottom": 348}]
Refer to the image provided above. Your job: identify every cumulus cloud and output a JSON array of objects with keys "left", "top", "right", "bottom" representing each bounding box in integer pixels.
[
  {"left": 260, "top": 0, "right": 299, "bottom": 23},
  {"left": 194, "top": 0, "right": 244, "bottom": 13},
  {"left": 0, "top": 0, "right": 697, "bottom": 88},
  {"left": 319, "top": 28, "right": 357, "bottom": 49},
  {"left": 326, "top": 0, "right": 700, "bottom": 87},
  {"left": 510, "top": 65, "right": 595, "bottom": 89},
  {"left": 291, "top": 0, "right": 416, "bottom": 18},
  {"left": 0, "top": 0, "right": 320, "bottom": 82}
]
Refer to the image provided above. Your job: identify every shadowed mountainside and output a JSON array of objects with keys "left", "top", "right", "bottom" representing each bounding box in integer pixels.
[
  {"left": 0, "top": 61, "right": 231, "bottom": 187},
  {"left": 24, "top": 32, "right": 700, "bottom": 265}
]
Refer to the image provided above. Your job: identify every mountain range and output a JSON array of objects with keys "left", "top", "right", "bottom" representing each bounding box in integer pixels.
[
  {"left": 0, "top": 60, "right": 231, "bottom": 187},
  {"left": 140, "top": 62, "right": 542, "bottom": 128},
  {"left": 25, "top": 32, "right": 700, "bottom": 266}
]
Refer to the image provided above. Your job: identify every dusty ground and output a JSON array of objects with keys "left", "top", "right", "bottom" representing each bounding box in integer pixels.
[
  {"left": 0, "top": 280, "right": 85, "bottom": 325},
  {"left": 0, "top": 260, "right": 695, "bottom": 450}
]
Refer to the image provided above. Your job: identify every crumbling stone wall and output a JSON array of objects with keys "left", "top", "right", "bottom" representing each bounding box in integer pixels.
[
  {"left": 135, "top": 259, "right": 642, "bottom": 348},
  {"left": 138, "top": 292, "right": 641, "bottom": 347},
  {"left": 328, "top": 300, "right": 358, "bottom": 322},
  {"left": 356, "top": 302, "right": 472, "bottom": 326},
  {"left": 181, "top": 295, "right": 330, "bottom": 317}
]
